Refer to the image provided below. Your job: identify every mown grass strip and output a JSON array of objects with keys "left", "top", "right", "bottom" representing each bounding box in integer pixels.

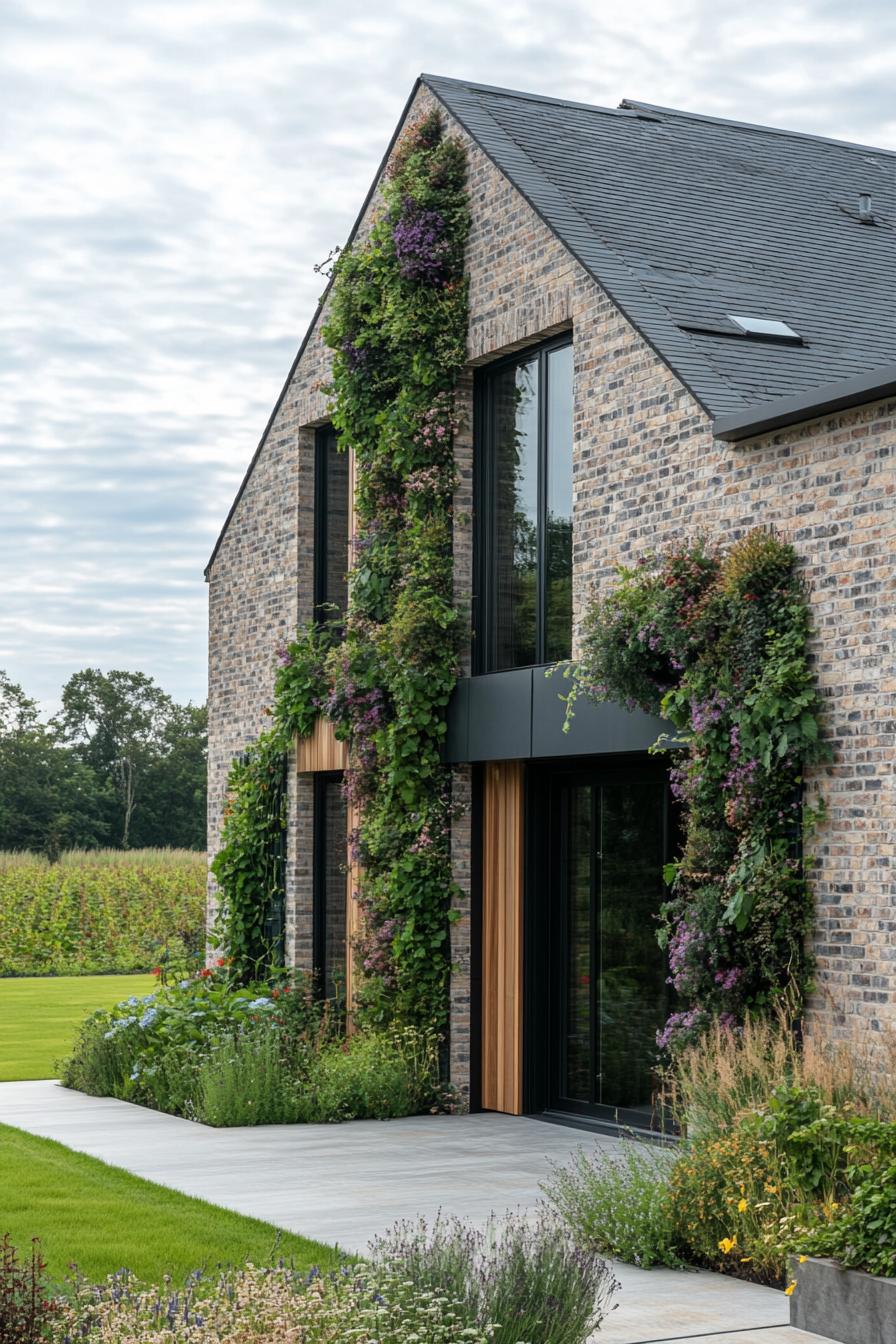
[
  {"left": 0, "top": 1122, "right": 340, "bottom": 1285},
  {"left": 0, "top": 974, "right": 155, "bottom": 1080}
]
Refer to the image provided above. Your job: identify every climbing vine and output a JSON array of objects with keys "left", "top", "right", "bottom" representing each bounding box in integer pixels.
[
  {"left": 566, "top": 528, "right": 827, "bottom": 1050},
  {"left": 276, "top": 110, "right": 470, "bottom": 1029},
  {"left": 211, "top": 731, "right": 287, "bottom": 983}
]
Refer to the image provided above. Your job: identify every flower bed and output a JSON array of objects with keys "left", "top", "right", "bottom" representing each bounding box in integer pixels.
[
  {"left": 60, "top": 965, "right": 450, "bottom": 1125},
  {"left": 542, "top": 1018, "right": 896, "bottom": 1291},
  {"left": 3, "top": 1213, "right": 618, "bottom": 1344}
]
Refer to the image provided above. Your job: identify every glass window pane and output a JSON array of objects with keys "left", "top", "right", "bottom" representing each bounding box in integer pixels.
[
  {"left": 321, "top": 779, "right": 347, "bottom": 1001},
  {"left": 562, "top": 783, "right": 593, "bottom": 1102},
  {"left": 598, "top": 779, "right": 669, "bottom": 1115},
  {"left": 323, "top": 433, "right": 349, "bottom": 619},
  {"left": 545, "top": 344, "right": 573, "bottom": 663},
  {"left": 492, "top": 358, "right": 538, "bottom": 668}
]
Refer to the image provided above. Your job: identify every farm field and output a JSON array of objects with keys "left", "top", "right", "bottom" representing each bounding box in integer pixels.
[{"left": 0, "top": 848, "right": 206, "bottom": 977}]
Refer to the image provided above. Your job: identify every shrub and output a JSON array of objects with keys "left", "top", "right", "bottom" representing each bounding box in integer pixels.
[
  {"left": 295, "top": 1025, "right": 446, "bottom": 1123},
  {"left": 0, "top": 848, "right": 205, "bottom": 976},
  {"left": 803, "top": 1157, "right": 896, "bottom": 1277},
  {"left": 0, "top": 1234, "right": 58, "bottom": 1344},
  {"left": 57, "top": 1261, "right": 496, "bottom": 1343},
  {"left": 60, "top": 967, "right": 284, "bottom": 1111},
  {"left": 668, "top": 1126, "right": 803, "bottom": 1283},
  {"left": 195, "top": 1024, "right": 301, "bottom": 1126},
  {"left": 369, "top": 1211, "right": 619, "bottom": 1344},
  {"left": 61, "top": 972, "right": 446, "bottom": 1127},
  {"left": 542, "top": 1141, "right": 686, "bottom": 1269}
]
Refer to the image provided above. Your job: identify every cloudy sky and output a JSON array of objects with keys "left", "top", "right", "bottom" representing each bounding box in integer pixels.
[{"left": 3, "top": 0, "right": 895, "bottom": 712}]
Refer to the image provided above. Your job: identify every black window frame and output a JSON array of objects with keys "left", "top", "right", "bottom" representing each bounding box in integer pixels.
[
  {"left": 473, "top": 333, "right": 574, "bottom": 674},
  {"left": 313, "top": 425, "right": 348, "bottom": 624},
  {"left": 312, "top": 771, "right": 347, "bottom": 1003}
]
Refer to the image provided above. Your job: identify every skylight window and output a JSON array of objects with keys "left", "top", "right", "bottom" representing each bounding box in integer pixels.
[{"left": 727, "top": 314, "right": 802, "bottom": 343}]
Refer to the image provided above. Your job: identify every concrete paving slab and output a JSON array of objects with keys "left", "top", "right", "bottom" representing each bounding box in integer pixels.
[{"left": 1, "top": 1081, "right": 832, "bottom": 1344}]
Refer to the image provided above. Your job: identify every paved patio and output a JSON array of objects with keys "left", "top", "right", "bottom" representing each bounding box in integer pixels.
[{"left": 1, "top": 1080, "right": 831, "bottom": 1344}]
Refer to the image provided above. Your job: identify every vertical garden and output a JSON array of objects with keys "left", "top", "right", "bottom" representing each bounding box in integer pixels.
[{"left": 215, "top": 109, "right": 471, "bottom": 1032}]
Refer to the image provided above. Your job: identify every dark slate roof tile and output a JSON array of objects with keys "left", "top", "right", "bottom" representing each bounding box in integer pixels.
[{"left": 424, "top": 74, "right": 896, "bottom": 418}]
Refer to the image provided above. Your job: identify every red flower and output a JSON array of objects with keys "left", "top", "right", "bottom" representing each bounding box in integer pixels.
[
  {"left": 198, "top": 967, "right": 212, "bottom": 979},
  {"left": 215, "top": 957, "right": 226, "bottom": 967},
  {"left": 152, "top": 967, "right": 162, "bottom": 977}
]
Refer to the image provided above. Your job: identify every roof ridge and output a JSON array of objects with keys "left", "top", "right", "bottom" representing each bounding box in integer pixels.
[
  {"left": 420, "top": 75, "right": 895, "bottom": 159},
  {"left": 620, "top": 98, "right": 896, "bottom": 158},
  {"left": 420, "top": 73, "right": 627, "bottom": 121}
]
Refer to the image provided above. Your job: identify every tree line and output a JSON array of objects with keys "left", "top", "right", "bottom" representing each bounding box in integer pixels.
[{"left": 0, "top": 668, "right": 207, "bottom": 856}]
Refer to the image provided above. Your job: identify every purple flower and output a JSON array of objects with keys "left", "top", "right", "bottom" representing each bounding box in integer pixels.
[
  {"left": 392, "top": 200, "right": 449, "bottom": 284},
  {"left": 342, "top": 338, "right": 369, "bottom": 372}
]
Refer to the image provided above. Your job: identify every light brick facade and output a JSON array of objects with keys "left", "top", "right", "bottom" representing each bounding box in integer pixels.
[{"left": 207, "top": 84, "right": 895, "bottom": 1099}]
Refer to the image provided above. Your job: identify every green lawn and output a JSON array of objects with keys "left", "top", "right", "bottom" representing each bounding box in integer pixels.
[
  {"left": 0, "top": 1123, "right": 340, "bottom": 1285},
  {"left": 0, "top": 974, "right": 156, "bottom": 1081}
]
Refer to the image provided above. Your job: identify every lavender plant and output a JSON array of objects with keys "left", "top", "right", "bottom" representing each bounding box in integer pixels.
[
  {"left": 369, "top": 1211, "right": 619, "bottom": 1342},
  {"left": 542, "top": 1143, "right": 686, "bottom": 1269}
]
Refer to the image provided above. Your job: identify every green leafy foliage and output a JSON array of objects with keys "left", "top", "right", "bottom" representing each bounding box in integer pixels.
[
  {"left": 805, "top": 1157, "right": 896, "bottom": 1277},
  {"left": 260, "top": 110, "right": 471, "bottom": 1031},
  {"left": 210, "top": 732, "right": 286, "bottom": 983},
  {"left": 0, "top": 849, "right": 205, "bottom": 976},
  {"left": 0, "top": 668, "right": 206, "bottom": 857},
  {"left": 569, "top": 529, "right": 827, "bottom": 1048},
  {"left": 542, "top": 1142, "right": 686, "bottom": 1269},
  {"left": 61, "top": 969, "right": 447, "bottom": 1126},
  {"left": 54, "top": 669, "right": 207, "bottom": 851}
]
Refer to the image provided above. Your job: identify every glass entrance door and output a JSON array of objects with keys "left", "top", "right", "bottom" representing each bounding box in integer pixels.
[{"left": 549, "top": 769, "right": 670, "bottom": 1127}]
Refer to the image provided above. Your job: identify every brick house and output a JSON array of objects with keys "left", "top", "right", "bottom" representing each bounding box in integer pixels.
[{"left": 206, "top": 75, "right": 895, "bottom": 1129}]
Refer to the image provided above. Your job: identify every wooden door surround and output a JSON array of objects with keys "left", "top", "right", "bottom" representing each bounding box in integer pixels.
[{"left": 481, "top": 760, "right": 525, "bottom": 1114}]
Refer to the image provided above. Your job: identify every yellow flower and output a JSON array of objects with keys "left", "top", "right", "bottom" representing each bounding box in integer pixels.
[
  {"left": 798, "top": 1255, "right": 808, "bottom": 1264},
  {"left": 718, "top": 1236, "right": 738, "bottom": 1255},
  {"left": 738, "top": 1198, "right": 748, "bottom": 1213},
  {"left": 785, "top": 1281, "right": 797, "bottom": 1297}
]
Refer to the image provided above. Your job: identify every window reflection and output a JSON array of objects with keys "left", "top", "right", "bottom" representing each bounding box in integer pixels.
[{"left": 479, "top": 339, "right": 573, "bottom": 670}]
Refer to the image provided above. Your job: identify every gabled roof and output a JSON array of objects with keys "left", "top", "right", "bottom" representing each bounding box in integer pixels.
[
  {"left": 423, "top": 74, "right": 896, "bottom": 418},
  {"left": 207, "top": 74, "right": 896, "bottom": 575}
]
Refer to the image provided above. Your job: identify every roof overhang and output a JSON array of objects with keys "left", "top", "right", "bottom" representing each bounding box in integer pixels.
[{"left": 713, "top": 364, "right": 896, "bottom": 442}]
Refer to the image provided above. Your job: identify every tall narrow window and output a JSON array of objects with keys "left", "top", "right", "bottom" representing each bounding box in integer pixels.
[
  {"left": 313, "top": 774, "right": 347, "bottom": 1001},
  {"left": 314, "top": 427, "right": 349, "bottom": 622},
  {"left": 476, "top": 337, "right": 573, "bottom": 670}
]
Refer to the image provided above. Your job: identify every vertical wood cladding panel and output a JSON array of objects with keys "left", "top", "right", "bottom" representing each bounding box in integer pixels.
[
  {"left": 481, "top": 760, "right": 524, "bottom": 1114},
  {"left": 295, "top": 718, "right": 348, "bottom": 773}
]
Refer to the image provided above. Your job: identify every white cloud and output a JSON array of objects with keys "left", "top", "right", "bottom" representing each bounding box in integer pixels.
[{"left": 2, "top": 0, "right": 894, "bottom": 710}]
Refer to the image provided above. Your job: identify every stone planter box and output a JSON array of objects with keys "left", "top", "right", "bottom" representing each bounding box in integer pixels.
[{"left": 789, "top": 1255, "right": 896, "bottom": 1344}]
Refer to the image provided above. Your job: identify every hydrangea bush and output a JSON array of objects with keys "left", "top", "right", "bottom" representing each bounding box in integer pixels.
[{"left": 60, "top": 966, "right": 447, "bottom": 1125}]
